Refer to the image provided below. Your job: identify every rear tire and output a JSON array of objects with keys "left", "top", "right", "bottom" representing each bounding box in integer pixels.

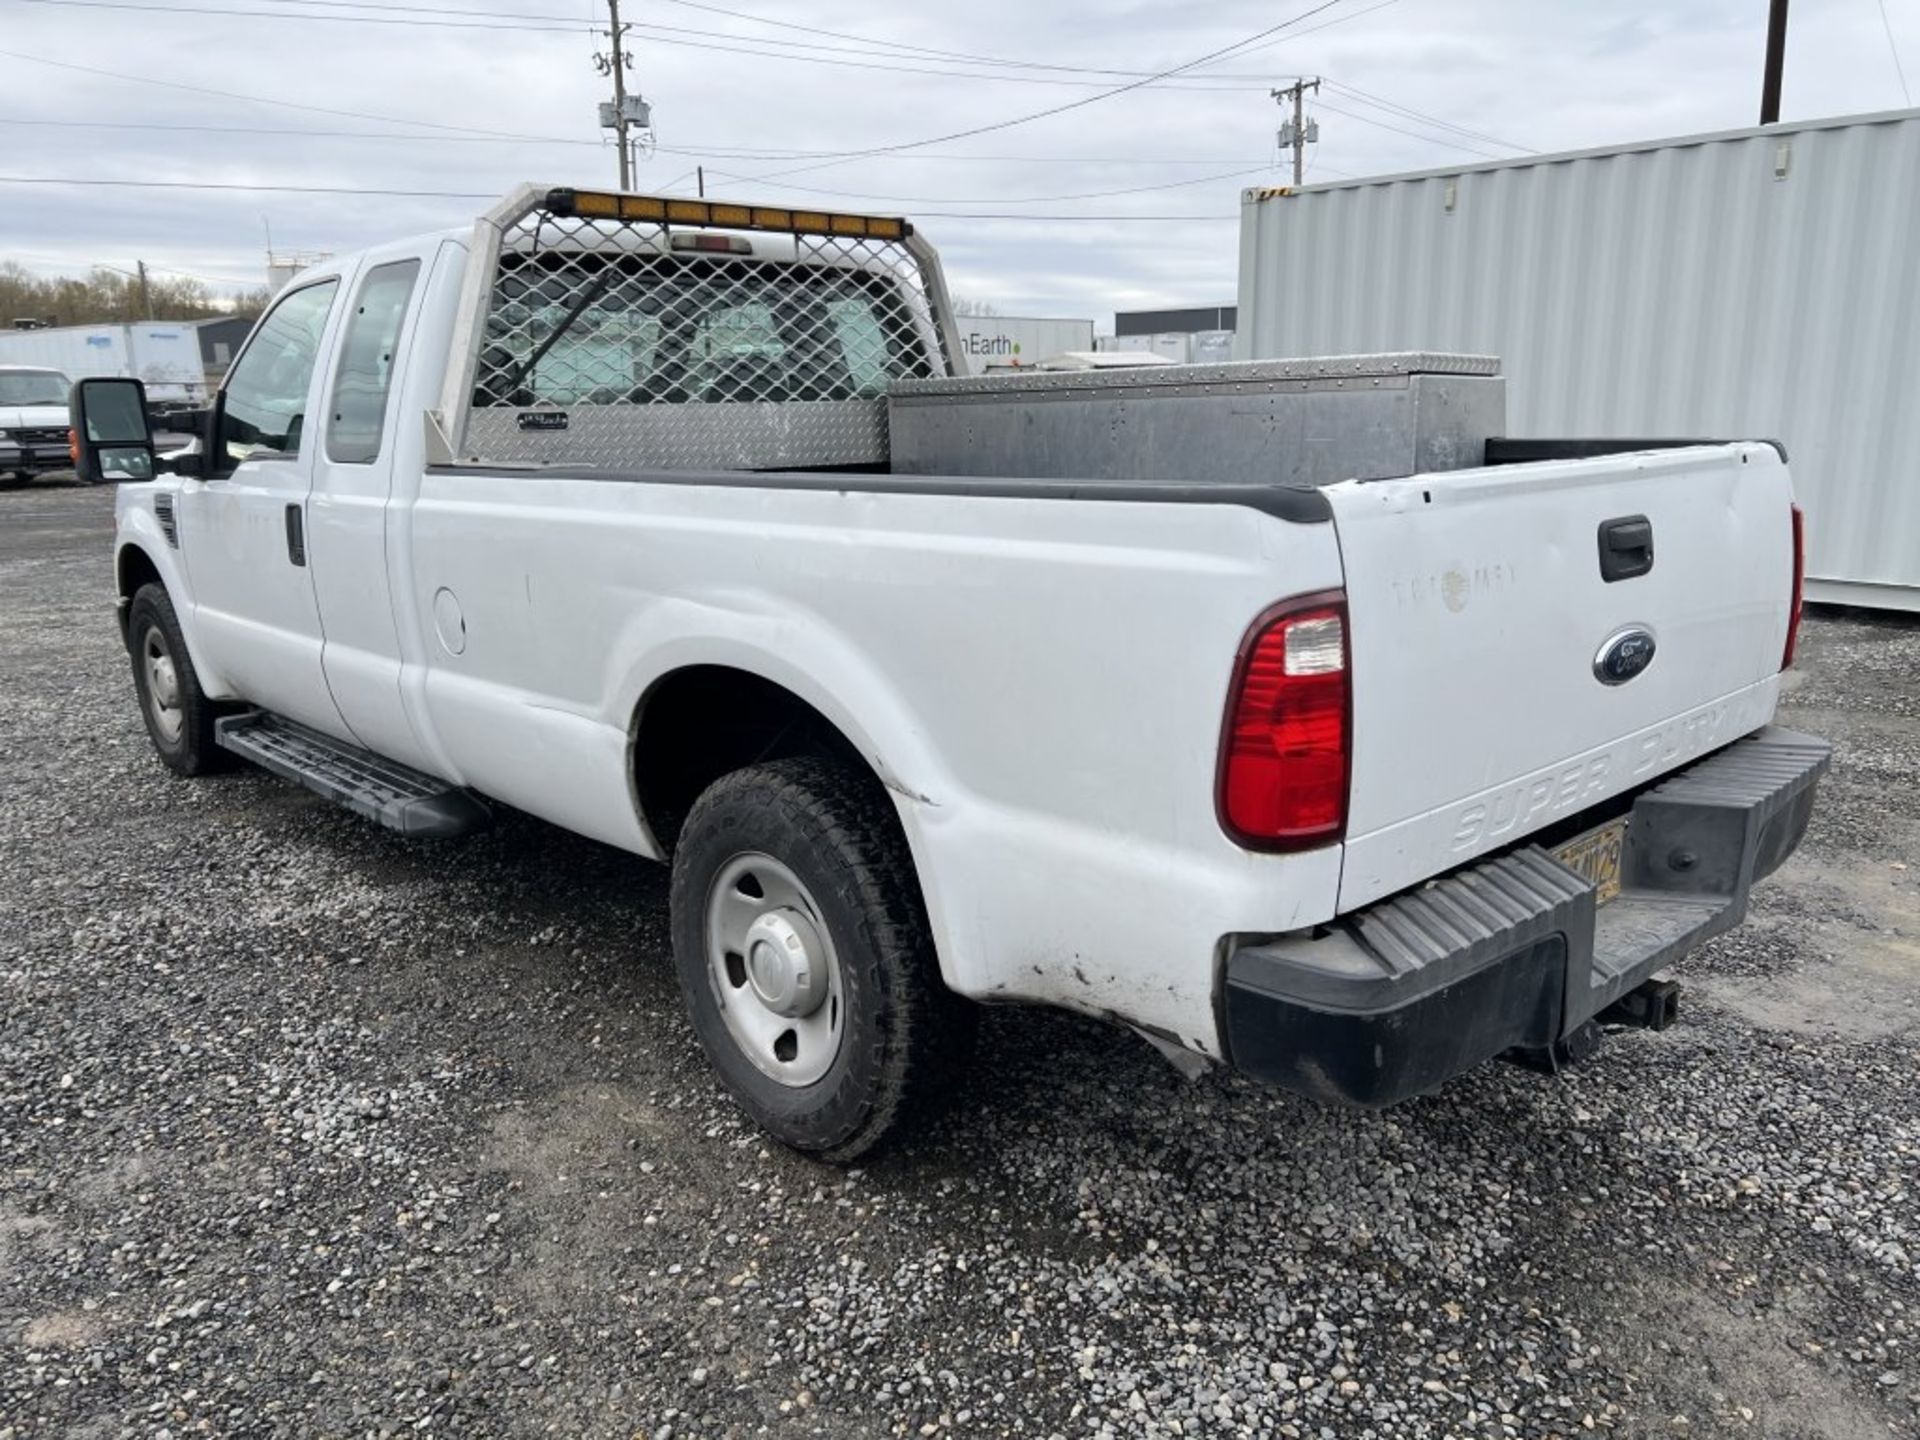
[
  {"left": 669, "top": 756, "right": 973, "bottom": 1161},
  {"left": 127, "top": 583, "right": 229, "bottom": 777}
]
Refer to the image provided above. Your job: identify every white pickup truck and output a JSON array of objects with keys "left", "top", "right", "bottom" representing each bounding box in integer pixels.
[
  {"left": 1, "top": 364, "right": 78, "bottom": 486},
  {"left": 76, "top": 185, "right": 1828, "bottom": 1159}
]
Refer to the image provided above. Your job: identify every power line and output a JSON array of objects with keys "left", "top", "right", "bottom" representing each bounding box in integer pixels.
[
  {"left": 1874, "top": 0, "right": 1913, "bottom": 105},
  {"left": 0, "top": 116, "right": 1289, "bottom": 167},
  {"left": 0, "top": 175, "right": 499, "bottom": 197},
  {"left": 9, "top": 0, "right": 589, "bottom": 32},
  {"left": 0, "top": 115, "right": 601, "bottom": 144},
  {"left": 4, "top": 0, "right": 1286, "bottom": 89},
  {"left": 1187, "top": 0, "right": 1404, "bottom": 66},
  {"left": 698, "top": 162, "right": 1286, "bottom": 206},
  {"left": 1321, "top": 79, "right": 1535, "bottom": 152},
  {"left": 0, "top": 45, "right": 591, "bottom": 142},
  {"left": 652, "top": 0, "right": 1353, "bottom": 84},
  {"left": 737, "top": 0, "right": 1360, "bottom": 186},
  {"left": 1311, "top": 97, "right": 1513, "bottom": 161},
  {"left": 0, "top": 173, "right": 1239, "bottom": 219}
]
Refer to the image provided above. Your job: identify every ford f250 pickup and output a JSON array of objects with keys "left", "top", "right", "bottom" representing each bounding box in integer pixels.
[{"left": 75, "top": 185, "right": 1829, "bottom": 1159}]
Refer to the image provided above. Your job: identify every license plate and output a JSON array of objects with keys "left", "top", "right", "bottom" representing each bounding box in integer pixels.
[{"left": 1553, "top": 817, "right": 1627, "bottom": 905}]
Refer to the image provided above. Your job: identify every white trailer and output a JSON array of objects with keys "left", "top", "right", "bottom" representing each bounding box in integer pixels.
[
  {"left": 1235, "top": 106, "right": 1920, "bottom": 611},
  {"left": 951, "top": 314, "right": 1094, "bottom": 374},
  {"left": 0, "top": 323, "right": 208, "bottom": 404}
]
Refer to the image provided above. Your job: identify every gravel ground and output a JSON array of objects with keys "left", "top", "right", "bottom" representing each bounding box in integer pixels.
[{"left": 3, "top": 479, "right": 1917, "bottom": 1440}]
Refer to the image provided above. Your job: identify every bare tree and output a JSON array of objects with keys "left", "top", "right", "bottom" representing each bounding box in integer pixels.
[
  {"left": 950, "top": 295, "right": 1001, "bottom": 318},
  {"left": 0, "top": 262, "right": 267, "bottom": 328}
]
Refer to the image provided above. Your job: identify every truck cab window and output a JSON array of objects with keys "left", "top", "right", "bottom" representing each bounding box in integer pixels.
[
  {"left": 474, "top": 254, "right": 934, "bottom": 410},
  {"left": 327, "top": 260, "right": 421, "bottom": 464},
  {"left": 220, "top": 279, "right": 339, "bottom": 461}
]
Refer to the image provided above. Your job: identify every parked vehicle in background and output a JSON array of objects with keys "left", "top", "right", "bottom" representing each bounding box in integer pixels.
[
  {"left": 0, "top": 365, "right": 74, "bottom": 486},
  {"left": 0, "top": 322, "right": 208, "bottom": 408},
  {"left": 83, "top": 185, "right": 1827, "bottom": 1160}
]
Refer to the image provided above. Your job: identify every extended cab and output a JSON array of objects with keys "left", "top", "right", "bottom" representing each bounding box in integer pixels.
[{"left": 80, "top": 185, "right": 1828, "bottom": 1158}]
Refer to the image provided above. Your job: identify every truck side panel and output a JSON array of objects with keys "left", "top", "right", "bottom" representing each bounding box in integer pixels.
[{"left": 405, "top": 471, "right": 1346, "bottom": 1051}]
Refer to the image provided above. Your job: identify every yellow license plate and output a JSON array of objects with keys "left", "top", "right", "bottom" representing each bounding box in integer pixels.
[{"left": 1553, "top": 817, "right": 1627, "bottom": 905}]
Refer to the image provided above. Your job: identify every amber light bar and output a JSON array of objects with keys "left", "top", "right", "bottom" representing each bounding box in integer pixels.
[{"left": 542, "top": 188, "right": 910, "bottom": 241}]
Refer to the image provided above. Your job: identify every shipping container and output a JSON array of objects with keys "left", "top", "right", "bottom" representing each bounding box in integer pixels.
[
  {"left": 1236, "top": 107, "right": 1920, "bottom": 610},
  {"left": 951, "top": 315, "right": 1095, "bottom": 375},
  {"left": 0, "top": 323, "right": 210, "bottom": 404}
]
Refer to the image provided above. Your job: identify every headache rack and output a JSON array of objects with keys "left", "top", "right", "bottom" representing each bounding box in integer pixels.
[{"left": 431, "top": 184, "right": 965, "bottom": 471}]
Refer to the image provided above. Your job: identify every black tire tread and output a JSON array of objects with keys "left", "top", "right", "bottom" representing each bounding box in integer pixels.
[
  {"left": 127, "top": 582, "right": 230, "bottom": 777},
  {"left": 670, "top": 756, "right": 973, "bottom": 1162}
]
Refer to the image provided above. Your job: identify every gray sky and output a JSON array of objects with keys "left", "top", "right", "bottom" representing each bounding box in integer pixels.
[{"left": 1, "top": 0, "right": 1915, "bottom": 321}]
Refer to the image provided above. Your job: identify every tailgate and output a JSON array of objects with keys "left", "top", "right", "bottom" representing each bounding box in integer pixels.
[{"left": 1328, "top": 443, "right": 1796, "bottom": 912}]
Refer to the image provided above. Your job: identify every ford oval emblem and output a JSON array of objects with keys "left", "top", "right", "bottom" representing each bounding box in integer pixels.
[{"left": 1594, "top": 626, "right": 1657, "bottom": 685}]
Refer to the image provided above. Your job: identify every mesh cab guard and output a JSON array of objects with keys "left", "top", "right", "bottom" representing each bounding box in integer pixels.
[{"left": 432, "top": 185, "right": 964, "bottom": 472}]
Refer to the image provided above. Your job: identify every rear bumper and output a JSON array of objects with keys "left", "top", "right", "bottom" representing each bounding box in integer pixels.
[{"left": 1222, "top": 726, "right": 1830, "bottom": 1107}]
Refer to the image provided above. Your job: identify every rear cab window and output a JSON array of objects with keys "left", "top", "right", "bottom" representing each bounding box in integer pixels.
[
  {"left": 475, "top": 253, "right": 936, "bottom": 410},
  {"left": 327, "top": 259, "right": 422, "bottom": 464}
]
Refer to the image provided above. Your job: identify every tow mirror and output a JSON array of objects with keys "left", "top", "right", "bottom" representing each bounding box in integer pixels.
[{"left": 69, "top": 377, "right": 157, "bottom": 484}]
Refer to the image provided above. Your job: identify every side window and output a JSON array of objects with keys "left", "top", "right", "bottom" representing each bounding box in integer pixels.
[
  {"left": 327, "top": 260, "right": 420, "bottom": 464},
  {"left": 221, "top": 280, "right": 339, "bottom": 461}
]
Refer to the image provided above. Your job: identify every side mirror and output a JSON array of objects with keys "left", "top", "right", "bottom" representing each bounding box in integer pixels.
[{"left": 68, "top": 377, "right": 157, "bottom": 485}]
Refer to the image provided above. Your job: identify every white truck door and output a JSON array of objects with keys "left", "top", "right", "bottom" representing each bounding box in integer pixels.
[
  {"left": 178, "top": 276, "right": 350, "bottom": 735},
  {"left": 307, "top": 250, "right": 436, "bottom": 770}
]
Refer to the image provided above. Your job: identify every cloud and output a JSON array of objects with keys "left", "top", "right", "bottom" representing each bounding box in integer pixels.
[{"left": 1, "top": 0, "right": 1912, "bottom": 323}]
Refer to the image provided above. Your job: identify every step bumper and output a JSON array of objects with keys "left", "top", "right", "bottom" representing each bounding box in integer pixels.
[{"left": 1222, "top": 726, "right": 1831, "bottom": 1108}]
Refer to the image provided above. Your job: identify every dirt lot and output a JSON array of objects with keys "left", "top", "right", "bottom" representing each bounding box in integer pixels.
[{"left": 2, "top": 479, "right": 1917, "bottom": 1440}]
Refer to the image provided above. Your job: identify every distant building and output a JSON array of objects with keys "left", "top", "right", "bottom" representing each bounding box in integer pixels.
[
  {"left": 189, "top": 316, "right": 256, "bottom": 384},
  {"left": 1102, "top": 306, "right": 1239, "bottom": 366},
  {"left": 1113, "top": 305, "right": 1237, "bottom": 337}
]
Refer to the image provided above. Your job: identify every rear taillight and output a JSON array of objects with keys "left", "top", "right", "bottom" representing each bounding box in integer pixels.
[
  {"left": 1218, "top": 592, "right": 1351, "bottom": 850},
  {"left": 1782, "top": 503, "right": 1805, "bottom": 670}
]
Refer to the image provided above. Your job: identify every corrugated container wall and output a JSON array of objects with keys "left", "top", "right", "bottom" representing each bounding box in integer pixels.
[{"left": 1235, "top": 108, "right": 1920, "bottom": 610}]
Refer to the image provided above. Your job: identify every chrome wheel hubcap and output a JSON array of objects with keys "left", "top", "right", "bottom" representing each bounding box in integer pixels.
[
  {"left": 142, "top": 629, "right": 183, "bottom": 743},
  {"left": 705, "top": 853, "right": 844, "bottom": 1087}
]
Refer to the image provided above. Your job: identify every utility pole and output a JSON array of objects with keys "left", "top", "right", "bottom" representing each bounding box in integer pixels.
[
  {"left": 135, "top": 260, "right": 154, "bottom": 321},
  {"left": 596, "top": 0, "right": 635, "bottom": 189},
  {"left": 1760, "top": 0, "right": 1789, "bottom": 124},
  {"left": 697, "top": 166, "right": 705, "bottom": 198},
  {"left": 1272, "top": 77, "right": 1322, "bottom": 187}
]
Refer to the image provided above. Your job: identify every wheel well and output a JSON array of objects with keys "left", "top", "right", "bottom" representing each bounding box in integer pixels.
[
  {"left": 634, "top": 666, "right": 874, "bottom": 851},
  {"left": 118, "top": 544, "right": 163, "bottom": 602},
  {"left": 116, "top": 545, "right": 164, "bottom": 641}
]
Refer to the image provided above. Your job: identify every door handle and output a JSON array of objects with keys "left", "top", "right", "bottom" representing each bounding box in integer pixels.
[
  {"left": 285, "top": 503, "right": 307, "bottom": 567},
  {"left": 1597, "top": 514, "right": 1653, "bottom": 582}
]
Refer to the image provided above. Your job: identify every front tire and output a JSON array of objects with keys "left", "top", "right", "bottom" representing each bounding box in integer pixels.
[
  {"left": 669, "top": 757, "right": 972, "bottom": 1161},
  {"left": 127, "top": 583, "right": 229, "bottom": 776}
]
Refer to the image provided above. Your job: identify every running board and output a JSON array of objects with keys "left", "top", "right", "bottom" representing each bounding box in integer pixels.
[{"left": 215, "top": 712, "right": 490, "bottom": 838}]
